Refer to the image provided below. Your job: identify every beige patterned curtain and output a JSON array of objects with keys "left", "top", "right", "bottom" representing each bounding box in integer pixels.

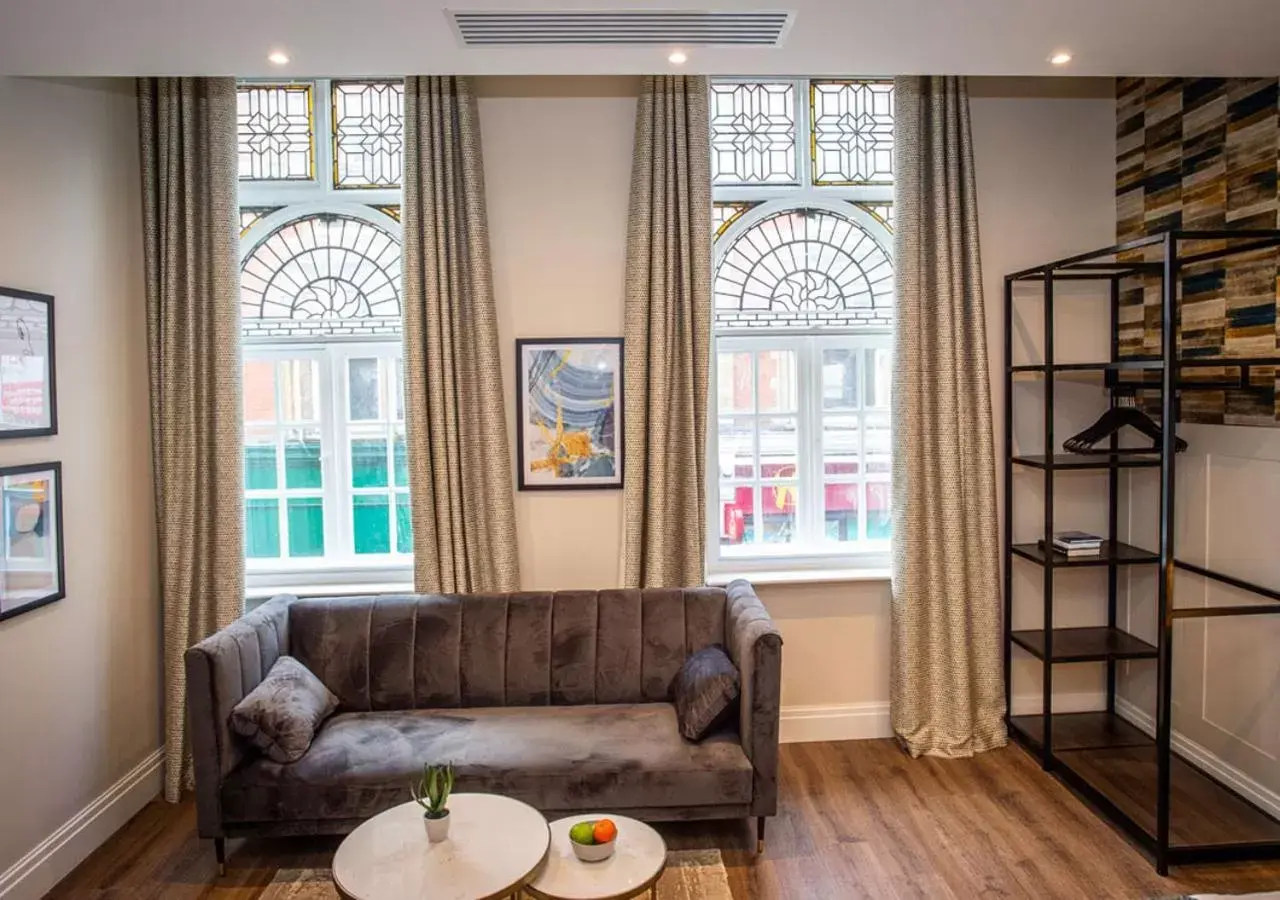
[
  {"left": 137, "top": 78, "right": 245, "bottom": 802},
  {"left": 890, "top": 76, "right": 1005, "bottom": 758},
  {"left": 621, "top": 76, "right": 713, "bottom": 589},
  {"left": 402, "top": 76, "right": 519, "bottom": 593}
]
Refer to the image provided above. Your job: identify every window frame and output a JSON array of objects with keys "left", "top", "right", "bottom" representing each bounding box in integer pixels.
[
  {"left": 706, "top": 78, "right": 894, "bottom": 578},
  {"left": 238, "top": 77, "right": 409, "bottom": 592}
]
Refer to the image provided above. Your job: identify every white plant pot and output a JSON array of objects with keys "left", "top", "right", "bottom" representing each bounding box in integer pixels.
[{"left": 424, "top": 811, "right": 451, "bottom": 843}]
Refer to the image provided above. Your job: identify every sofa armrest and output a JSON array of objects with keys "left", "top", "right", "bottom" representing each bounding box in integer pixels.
[
  {"left": 725, "top": 579, "right": 782, "bottom": 817},
  {"left": 183, "top": 593, "right": 294, "bottom": 838}
]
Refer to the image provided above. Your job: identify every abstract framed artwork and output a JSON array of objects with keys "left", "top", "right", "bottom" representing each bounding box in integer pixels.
[
  {"left": 0, "top": 461, "right": 65, "bottom": 622},
  {"left": 516, "top": 338, "right": 623, "bottom": 490},
  {"left": 0, "top": 287, "right": 57, "bottom": 438}
]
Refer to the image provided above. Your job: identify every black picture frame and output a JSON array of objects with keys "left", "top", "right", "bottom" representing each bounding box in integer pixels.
[
  {"left": 515, "top": 337, "right": 624, "bottom": 491},
  {"left": 0, "top": 460, "right": 66, "bottom": 623},
  {"left": 0, "top": 286, "right": 57, "bottom": 439}
]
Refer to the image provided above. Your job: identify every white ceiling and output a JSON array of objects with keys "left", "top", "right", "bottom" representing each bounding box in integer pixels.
[{"left": 2, "top": 0, "right": 1280, "bottom": 77}]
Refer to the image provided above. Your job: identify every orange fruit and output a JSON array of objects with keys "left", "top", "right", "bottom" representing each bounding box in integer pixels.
[{"left": 593, "top": 818, "right": 617, "bottom": 843}]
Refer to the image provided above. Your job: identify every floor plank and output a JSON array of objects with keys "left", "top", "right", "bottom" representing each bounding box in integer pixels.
[{"left": 45, "top": 740, "right": 1280, "bottom": 899}]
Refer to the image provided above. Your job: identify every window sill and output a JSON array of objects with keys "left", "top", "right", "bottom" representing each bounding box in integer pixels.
[
  {"left": 246, "top": 580, "right": 414, "bottom": 601},
  {"left": 706, "top": 568, "right": 891, "bottom": 586}
]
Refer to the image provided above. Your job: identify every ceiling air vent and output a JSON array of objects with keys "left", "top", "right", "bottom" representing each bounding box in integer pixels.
[{"left": 449, "top": 10, "right": 792, "bottom": 47}]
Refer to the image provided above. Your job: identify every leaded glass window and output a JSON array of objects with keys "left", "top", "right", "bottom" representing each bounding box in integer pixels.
[
  {"left": 240, "top": 214, "right": 401, "bottom": 340},
  {"left": 811, "top": 81, "right": 895, "bottom": 185},
  {"left": 237, "top": 84, "right": 314, "bottom": 181},
  {"left": 713, "top": 202, "right": 756, "bottom": 237},
  {"left": 714, "top": 208, "right": 893, "bottom": 330},
  {"left": 240, "top": 206, "right": 282, "bottom": 236},
  {"left": 708, "top": 77, "right": 894, "bottom": 573},
  {"left": 853, "top": 202, "right": 894, "bottom": 231},
  {"left": 710, "top": 82, "right": 797, "bottom": 185},
  {"left": 332, "top": 81, "right": 405, "bottom": 189}
]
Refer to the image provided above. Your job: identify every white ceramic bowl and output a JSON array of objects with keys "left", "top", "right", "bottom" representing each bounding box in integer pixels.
[{"left": 570, "top": 832, "right": 617, "bottom": 862}]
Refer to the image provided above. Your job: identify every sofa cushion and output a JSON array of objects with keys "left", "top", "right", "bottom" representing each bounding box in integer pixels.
[
  {"left": 671, "top": 645, "right": 740, "bottom": 742},
  {"left": 221, "top": 704, "right": 752, "bottom": 823},
  {"left": 230, "top": 655, "right": 338, "bottom": 763}
]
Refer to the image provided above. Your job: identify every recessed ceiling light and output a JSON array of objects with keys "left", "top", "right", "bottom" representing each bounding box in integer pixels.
[
  {"left": 1048, "top": 50, "right": 1073, "bottom": 66},
  {"left": 268, "top": 50, "right": 290, "bottom": 66},
  {"left": 668, "top": 50, "right": 688, "bottom": 65}
]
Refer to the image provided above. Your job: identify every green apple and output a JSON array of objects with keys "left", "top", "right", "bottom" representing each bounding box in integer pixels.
[{"left": 569, "top": 821, "right": 597, "bottom": 845}]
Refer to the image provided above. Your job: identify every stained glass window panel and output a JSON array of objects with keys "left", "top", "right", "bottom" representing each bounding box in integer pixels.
[
  {"left": 713, "top": 202, "right": 754, "bottom": 238},
  {"left": 712, "top": 208, "right": 894, "bottom": 329},
  {"left": 811, "top": 81, "right": 895, "bottom": 185},
  {"left": 853, "top": 202, "right": 894, "bottom": 231},
  {"left": 240, "top": 214, "right": 402, "bottom": 339},
  {"left": 240, "top": 207, "right": 282, "bottom": 237},
  {"left": 332, "top": 81, "right": 404, "bottom": 189},
  {"left": 237, "top": 84, "right": 314, "bottom": 181},
  {"left": 371, "top": 205, "right": 401, "bottom": 222},
  {"left": 710, "top": 83, "right": 797, "bottom": 185}
]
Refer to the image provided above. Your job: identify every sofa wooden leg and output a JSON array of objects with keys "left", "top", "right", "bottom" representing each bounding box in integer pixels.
[
  {"left": 756, "top": 817, "right": 766, "bottom": 854},
  {"left": 214, "top": 837, "right": 226, "bottom": 876}
]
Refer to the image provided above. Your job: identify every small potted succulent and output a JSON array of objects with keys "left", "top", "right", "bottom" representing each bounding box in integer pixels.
[{"left": 411, "top": 763, "right": 455, "bottom": 842}]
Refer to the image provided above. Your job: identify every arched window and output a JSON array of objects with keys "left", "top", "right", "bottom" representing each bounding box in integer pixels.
[
  {"left": 709, "top": 79, "right": 894, "bottom": 572},
  {"left": 237, "top": 79, "right": 410, "bottom": 586},
  {"left": 240, "top": 212, "right": 402, "bottom": 338}
]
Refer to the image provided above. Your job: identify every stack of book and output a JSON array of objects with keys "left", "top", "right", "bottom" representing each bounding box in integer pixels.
[{"left": 1041, "top": 531, "right": 1104, "bottom": 558}]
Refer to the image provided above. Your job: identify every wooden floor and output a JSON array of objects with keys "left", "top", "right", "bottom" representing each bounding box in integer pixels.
[{"left": 48, "top": 740, "right": 1280, "bottom": 899}]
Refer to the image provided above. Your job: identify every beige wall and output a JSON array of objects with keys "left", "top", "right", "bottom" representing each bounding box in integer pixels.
[
  {"left": 0, "top": 77, "right": 159, "bottom": 894},
  {"left": 479, "top": 76, "right": 1118, "bottom": 734}
]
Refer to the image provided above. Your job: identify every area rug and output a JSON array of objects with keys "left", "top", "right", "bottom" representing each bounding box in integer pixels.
[{"left": 261, "top": 849, "right": 733, "bottom": 899}]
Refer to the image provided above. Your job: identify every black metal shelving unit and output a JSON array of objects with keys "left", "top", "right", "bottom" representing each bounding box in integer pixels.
[{"left": 1003, "top": 229, "right": 1280, "bottom": 874}]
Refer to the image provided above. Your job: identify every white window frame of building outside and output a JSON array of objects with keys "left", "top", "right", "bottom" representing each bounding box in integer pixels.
[
  {"left": 239, "top": 77, "right": 410, "bottom": 593},
  {"left": 706, "top": 77, "right": 894, "bottom": 579}
]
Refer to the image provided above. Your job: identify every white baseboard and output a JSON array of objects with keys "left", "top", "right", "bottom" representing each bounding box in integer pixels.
[
  {"left": 780, "top": 691, "right": 1106, "bottom": 744},
  {"left": 780, "top": 702, "right": 891, "bottom": 743},
  {"left": 0, "top": 748, "right": 162, "bottom": 900},
  {"left": 1115, "top": 697, "right": 1280, "bottom": 822}
]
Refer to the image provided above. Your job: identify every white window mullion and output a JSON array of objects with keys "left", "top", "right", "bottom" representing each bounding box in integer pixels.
[
  {"left": 327, "top": 346, "right": 352, "bottom": 558},
  {"left": 794, "top": 77, "right": 813, "bottom": 190},
  {"left": 797, "top": 337, "right": 821, "bottom": 549}
]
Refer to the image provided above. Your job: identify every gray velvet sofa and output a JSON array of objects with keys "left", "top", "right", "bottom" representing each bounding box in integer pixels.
[{"left": 186, "top": 580, "right": 782, "bottom": 868}]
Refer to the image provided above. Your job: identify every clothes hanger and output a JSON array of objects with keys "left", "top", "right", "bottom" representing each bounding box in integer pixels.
[{"left": 1063, "top": 391, "right": 1188, "bottom": 454}]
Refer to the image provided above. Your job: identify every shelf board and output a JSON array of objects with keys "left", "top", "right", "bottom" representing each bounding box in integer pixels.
[
  {"left": 1010, "top": 359, "right": 1163, "bottom": 373},
  {"left": 1012, "top": 541, "right": 1159, "bottom": 568},
  {"left": 1010, "top": 626, "right": 1158, "bottom": 662},
  {"left": 1056, "top": 743, "right": 1280, "bottom": 848},
  {"left": 1012, "top": 453, "right": 1161, "bottom": 470},
  {"left": 1008, "top": 711, "right": 1151, "bottom": 752},
  {"left": 1010, "top": 711, "right": 1280, "bottom": 849}
]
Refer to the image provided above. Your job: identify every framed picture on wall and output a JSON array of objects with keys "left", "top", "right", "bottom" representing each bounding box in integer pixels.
[
  {"left": 0, "top": 461, "right": 65, "bottom": 622},
  {"left": 0, "top": 287, "right": 57, "bottom": 438},
  {"left": 516, "top": 338, "right": 623, "bottom": 490}
]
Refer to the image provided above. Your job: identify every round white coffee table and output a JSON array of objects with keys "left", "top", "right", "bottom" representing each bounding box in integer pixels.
[
  {"left": 525, "top": 815, "right": 667, "bottom": 900},
  {"left": 332, "top": 793, "right": 550, "bottom": 900}
]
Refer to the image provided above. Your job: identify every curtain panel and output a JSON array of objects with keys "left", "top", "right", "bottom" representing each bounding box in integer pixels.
[
  {"left": 401, "top": 75, "right": 520, "bottom": 593},
  {"left": 137, "top": 77, "right": 245, "bottom": 802},
  {"left": 621, "top": 75, "right": 713, "bottom": 588},
  {"left": 890, "top": 75, "right": 1006, "bottom": 758}
]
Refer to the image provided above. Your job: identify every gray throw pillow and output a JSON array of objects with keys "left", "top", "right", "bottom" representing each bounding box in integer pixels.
[
  {"left": 671, "top": 645, "right": 740, "bottom": 742},
  {"left": 230, "top": 655, "right": 338, "bottom": 763}
]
